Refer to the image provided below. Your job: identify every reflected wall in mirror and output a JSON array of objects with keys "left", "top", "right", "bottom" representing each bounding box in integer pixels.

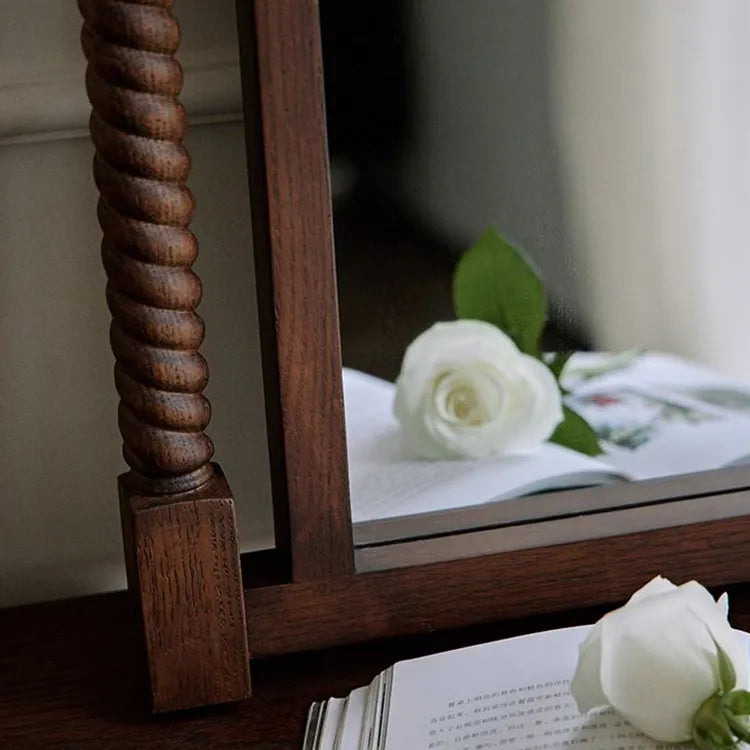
[{"left": 319, "top": 1, "right": 750, "bottom": 540}]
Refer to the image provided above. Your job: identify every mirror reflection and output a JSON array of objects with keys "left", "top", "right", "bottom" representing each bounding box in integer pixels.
[{"left": 320, "top": 1, "right": 750, "bottom": 532}]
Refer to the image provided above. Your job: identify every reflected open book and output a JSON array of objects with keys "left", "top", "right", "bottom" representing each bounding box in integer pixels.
[
  {"left": 344, "top": 353, "right": 750, "bottom": 524},
  {"left": 303, "top": 624, "right": 709, "bottom": 750}
]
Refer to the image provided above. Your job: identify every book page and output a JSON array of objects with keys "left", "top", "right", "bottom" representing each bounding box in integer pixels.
[
  {"left": 563, "top": 351, "right": 750, "bottom": 401},
  {"left": 343, "top": 369, "right": 624, "bottom": 523},
  {"left": 316, "top": 698, "right": 345, "bottom": 750},
  {"left": 563, "top": 353, "right": 750, "bottom": 479},
  {"left": 308, "top": 625, "right": 750, "bottom": 750},
  {"left": 565, "top": 351, "right": 750, "bottom": 421},
  {"left": 361, "top": 671, "right": 391, "bottom": 750},
  {"left": 383, "top": 626, "right": 672, "bottom": 750},
  {"left": 336, "top": 686, "right": 368, "bottom": 750},
  {"left": 303, "top": 702, "right": 324, "bottom": 750}
]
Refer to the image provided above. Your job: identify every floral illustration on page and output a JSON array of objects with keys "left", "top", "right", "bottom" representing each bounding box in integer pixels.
[{"left": 566, "top": 388, "right": 716, "bottom": 452}]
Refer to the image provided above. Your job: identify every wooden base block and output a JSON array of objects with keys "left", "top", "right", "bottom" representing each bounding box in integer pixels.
[{"left": 119, "top": 464, "right": 251, "bottom": 712}]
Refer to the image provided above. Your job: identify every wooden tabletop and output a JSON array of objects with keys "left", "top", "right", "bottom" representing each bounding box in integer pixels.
[{"left": 4, "top": 583, "right": 750, "bottom": 749}]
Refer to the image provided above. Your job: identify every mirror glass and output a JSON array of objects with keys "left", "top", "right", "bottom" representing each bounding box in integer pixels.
[{"left": 320, "top": 1, "right": 750, "bottom": 539}]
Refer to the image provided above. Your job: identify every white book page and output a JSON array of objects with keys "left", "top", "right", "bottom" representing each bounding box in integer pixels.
[
  {"left": 315, "top": 698, "right": 345, "bottom": 750},
  {"left": 336, "top": 687, "right": 368, "bottom": 750},
  {"left": 360, "top": 672, "right": 390, "bottom": 750},
  {"left": 303, "top": 702, "right": 324, "bottom": 750},
  {"left": 317, "top": 627, "right": 750, "bottom": 750},
  {"left": 383, "top": 626, "right": 673, "bottom": 750},
  {"left": 343, "top": 369, "right": 624, "bottom": 523},
  {"left": 563, "top": 351, "right": 750, "bottom": 399},
  {"left": 563, "top": 353, "right": 750, "bottom": 479}
]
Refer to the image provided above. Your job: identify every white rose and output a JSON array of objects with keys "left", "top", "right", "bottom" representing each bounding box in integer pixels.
[
  {"left": 571, "top": 576, "right": 749, "bottom": 743},
  {"left": 393, "top": 320, "right": 563, "bottom": 459}
]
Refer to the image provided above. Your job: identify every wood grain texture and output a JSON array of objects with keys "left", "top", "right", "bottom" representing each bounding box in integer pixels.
[
  {"left": 80, "top": 0, "right": 214, "bottom": 494},
  {"left": 5, "top": 586, "right": 750, "bottom": 747},
  {"left": 242, "top": 514, "right": 750, "bottom": 657},
  {"left": 236, "top": 0, "right": 354, "bottom": 580},
  {"left": 121, "top": 465, "right": 251, "bottom": 712}
]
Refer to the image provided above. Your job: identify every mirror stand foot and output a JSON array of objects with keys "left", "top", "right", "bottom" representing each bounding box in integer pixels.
[{"left": 119, "top": 463, "right": 251, "bottom": 713}]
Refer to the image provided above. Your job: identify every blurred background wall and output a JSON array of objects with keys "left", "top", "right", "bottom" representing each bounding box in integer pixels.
[
  {"left": 550, "top": 0, "right": 750, "bottom": 378},
  {"left": 384, "top": 1, "right": 579, "bottom": 332},
  {"left": 0, "top": 0, "right": 273, "bottom": 607},
  {"left": 363, "top": 0, "right": 750, "bottom": 377}
]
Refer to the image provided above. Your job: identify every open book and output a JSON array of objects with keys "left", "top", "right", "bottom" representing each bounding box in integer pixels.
[
  {"left": 305, "top": 623, "right": 750, "bottom": 749},
  {"left": 344, "top": 352, "right": 750, "bottom": 524}
]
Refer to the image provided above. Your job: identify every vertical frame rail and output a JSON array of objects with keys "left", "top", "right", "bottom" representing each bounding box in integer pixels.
[{"left": 236, "top": 0, "right": 355, "bottom": 581}]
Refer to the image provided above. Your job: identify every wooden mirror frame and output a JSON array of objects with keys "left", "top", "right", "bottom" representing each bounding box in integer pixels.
[{"left": 80, "top": 0, "right": 750, "bottom": 714}]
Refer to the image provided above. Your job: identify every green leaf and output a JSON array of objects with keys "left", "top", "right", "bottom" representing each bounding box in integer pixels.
[
  {"left": 692, "top": 732, "right": 722, "bottom": 750},
  {"left": 723, "top": 690, "right": 750, "bottom": 716},
  {"left": 724, "top": 711, "right": 750, "bottom": 743},
  {"left": 717, "top": 642, "right": 738, "bottom": 694},
  {"left": 693, "top": 695, "right": 738, "bottom": 750},
  {"left": 545, "top": 351, "right": 574, "bottom": 384},
  {"left": 550, "top": 407, "right": 602, "bottom": 456},
  {"left": 453, "top": 227, "right": 546, "bottom": 357},
  {"left": 691, "top": 733, "right": 724, "bottom": 750}
]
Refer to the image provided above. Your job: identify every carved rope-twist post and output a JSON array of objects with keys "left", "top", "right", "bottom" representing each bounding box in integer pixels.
[
  {"left": 80, "top": 0, "right": 210, "bottom": 489},
  {"left": 79, "top": 0, "right": 250, "bottom": 712}
]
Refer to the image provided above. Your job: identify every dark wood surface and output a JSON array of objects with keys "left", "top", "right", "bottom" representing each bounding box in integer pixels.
[
  {"left": 3, "top": 584, "right": 750, "bottom": 748},
  {"left": 120, "top": 467, "right": 250, "bottom": 712},
  {"left": 241, "top": 514, "right": 750, "bottom": 657},
  {"left": 237, "top": 0, "right": 354, "bottom": 582}
]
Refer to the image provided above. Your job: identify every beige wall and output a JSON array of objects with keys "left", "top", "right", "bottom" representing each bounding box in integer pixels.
[
  {"left": 550, "top": 0, "right": 750, "bottom": 378},
  {"left": 0, "top": 0, "right": 273, "bottom": 607}
]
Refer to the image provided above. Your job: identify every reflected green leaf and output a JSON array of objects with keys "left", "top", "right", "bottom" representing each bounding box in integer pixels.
[
  {"left": 550, "top": 407, "right": 602, "bottom": 456},
  {"left": 453, "top": 227, "right": 546, "bottom": 357}
]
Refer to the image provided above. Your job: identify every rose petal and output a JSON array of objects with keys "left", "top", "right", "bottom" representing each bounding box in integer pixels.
[
  {"left": 599, "top": 589, "right": 726, "bottom": 742},
  {"left": 717, "top": 592, "right": 729, "bottom": 617},
  {"left": 676, "top": 582, "right": 749, "bottom": 692},
  {"left": 627, "top": 575, "right": 677, "bottom": 604},
  {"left": 570, "top": 625, "right": 608, "bottom": 713},
  {"left": 505, "top": 355, "right": 564, "bottom": 452},
  {"left": 393, "top": 320, "right": 563, "bottom": 459}
]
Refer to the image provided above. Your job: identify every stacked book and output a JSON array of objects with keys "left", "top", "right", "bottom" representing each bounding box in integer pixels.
[{"left": 302, "top": 625, "right": 671, "bottom": 749}]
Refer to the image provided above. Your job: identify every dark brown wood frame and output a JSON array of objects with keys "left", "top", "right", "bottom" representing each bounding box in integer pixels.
[{"left": 79, "top": 0, "right": 750, "bottom": 713}]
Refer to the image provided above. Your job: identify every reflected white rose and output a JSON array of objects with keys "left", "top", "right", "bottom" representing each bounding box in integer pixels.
[
  {"left": 571, "top": 576, "right": 749, "bottom": 743},
  {"left": 393, "top": 320, "right": 563, "bottom": 459}
]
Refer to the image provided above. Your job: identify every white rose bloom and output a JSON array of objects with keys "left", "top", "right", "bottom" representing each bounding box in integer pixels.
[
  {"left": 571, "top": 576, "right": 749, "bottom": 743},
  {"left": 393, "top": 320, "right": 563, "bottom": 459}
]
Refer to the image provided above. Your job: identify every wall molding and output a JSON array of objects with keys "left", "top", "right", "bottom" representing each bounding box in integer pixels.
[{"left": 0, "top": 47, "right": 243, "bottom": 146}]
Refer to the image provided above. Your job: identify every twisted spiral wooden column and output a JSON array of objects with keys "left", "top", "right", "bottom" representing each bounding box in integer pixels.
[
  {"left": 80, "top": 0, "right": 250, "bottom": 712},
  {"left": 80, "top": 0, "right": 213, "bottom": 494}
]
